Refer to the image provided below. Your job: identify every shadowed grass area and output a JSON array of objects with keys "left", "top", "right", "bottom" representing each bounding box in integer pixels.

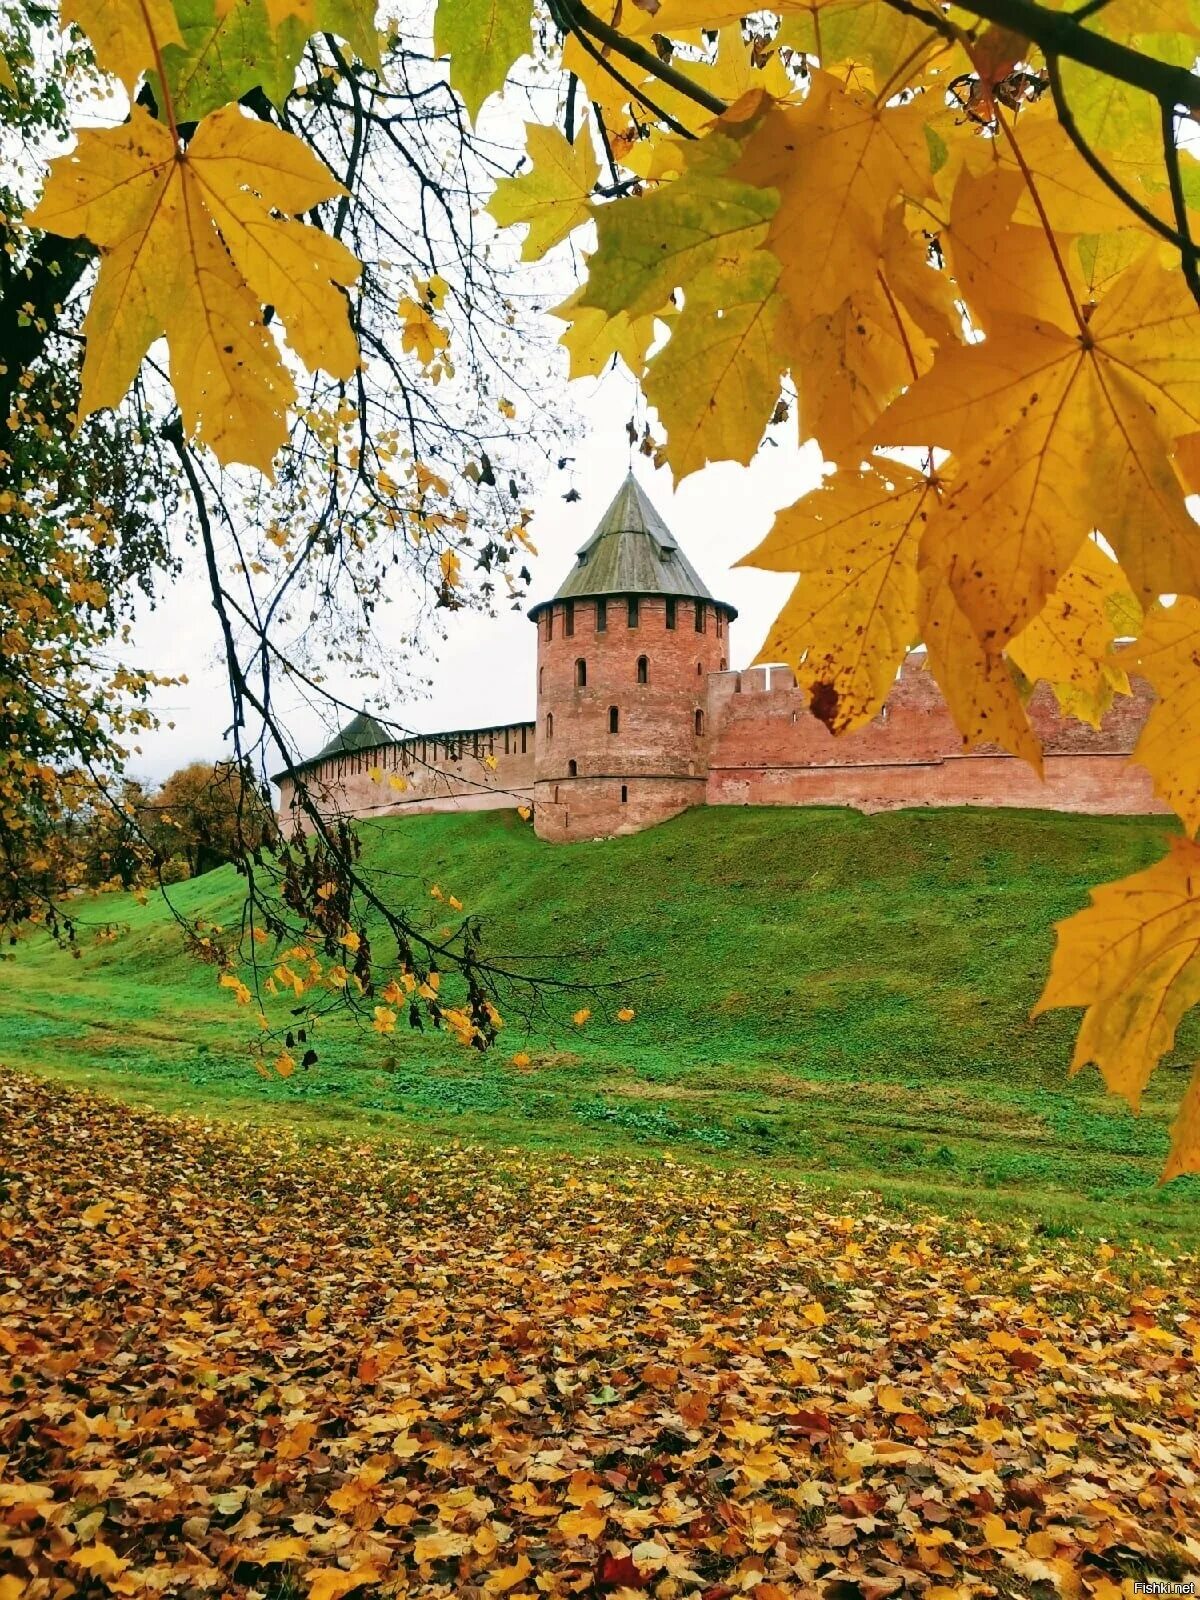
[{"left": 3, "top": 804, "right": 1198, "bottom": 1240}]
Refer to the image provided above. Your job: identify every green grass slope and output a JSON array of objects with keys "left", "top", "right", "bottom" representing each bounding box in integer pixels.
[{"left": 3, "top": 804, "right": 1198, "bottom": 1238}]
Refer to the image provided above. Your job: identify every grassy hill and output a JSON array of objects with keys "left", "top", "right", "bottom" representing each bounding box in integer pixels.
[{"left": 3, "top": 804, "right": 1199, "bottom": 1239}]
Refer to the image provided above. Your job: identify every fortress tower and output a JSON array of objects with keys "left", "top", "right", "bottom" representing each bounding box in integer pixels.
[{"left": 528, "top": 473, "right": 737, "bottom": 842}]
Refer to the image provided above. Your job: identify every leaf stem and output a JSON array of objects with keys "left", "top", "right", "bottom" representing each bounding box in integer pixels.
[
  {"left": 138, "top": 0, "right": 178, "bottom": 141},
  {"left": 994, "top": 103, "right": 1086, "bottom": 336}
]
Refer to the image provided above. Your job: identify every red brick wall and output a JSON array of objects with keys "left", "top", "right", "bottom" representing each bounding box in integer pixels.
[
  {"left": 278, "top": 722, "right": 535, "bottom": 828},
  {"left": 704, "top": 658, "right": 1166, "bottom": 818},
  {"left": 533, "top": 596, "right": 730, "bottom": 839}
]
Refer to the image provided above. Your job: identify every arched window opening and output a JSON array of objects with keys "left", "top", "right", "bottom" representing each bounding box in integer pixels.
[
  {"left": 695, "top": 709, "right": 705, "bottom": 736},
  {"left": 696, "top": 661, "right": 703, "bottom": 676},
  {"left": 539, "top": 666, "right": 545, "bottom": 694},
  {"left": 521, "top": 726, "right": 528, "bottom": 753},
  {"left": 716, "top": 612, "right": 725, "bottom": 639},
  {"left": 695, "top": 601, "right": 706, "bottom": 632},
  {"left": 665, "top": 598, "right": 676, "bottom": 630},
  {"left": 568, "top": 759, "right": 578, "bottom": 777},
  {"left": 545, "top": 712, "right": 554, "bottom": 740},
  {"left": 720, "top": 658, "right": 727, "bottom": 672},
  {"left": 575, "top": 658, "right": 587, "bottom": 688},
  {"left": 596, "top": 599, "right": 608, "bottom": 632},
  {"left": 620, "top": 784, "right": 628, "bottom": 804},
  {"left": 608, "top": 705, "right": 619, "bottom": 734},
  {"left": 627, "top": 597, "right": 639, "bottom": 628},
  {"left": 636, "top": 655, "right": 648, "bottom": 684},
  {"left": 565, "top": 600, "right": 575, "bottom": 637},
  {"left": 546, "top": 609, "right": 554, "bottom": 640}
]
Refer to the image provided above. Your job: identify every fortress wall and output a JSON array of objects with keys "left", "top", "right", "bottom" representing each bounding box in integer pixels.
[
  {"left": 705, "top": 658, "right": 1168, "bottom": 818},
  {"left": 277, "top": 721, "right": 535, "bottom": 826}
]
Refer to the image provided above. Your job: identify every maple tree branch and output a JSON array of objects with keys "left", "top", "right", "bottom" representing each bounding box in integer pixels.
[
  {"left": 1162, "top": 101, "right": 1200, "bottom": 307},
  {"left": 1045, "top": 54, "right": 1189, "bottom": 254},
  {"left": 549, "top": 0, "right": 696, "bottom": 138},
  {"left": 885, "top": 0, "right": 1200, "bottom": 110},
  {"left": 555, "top": 0, "right": 728, "bottom": 118}
]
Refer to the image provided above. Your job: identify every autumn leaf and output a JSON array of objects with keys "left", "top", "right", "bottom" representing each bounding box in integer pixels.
[
  {"left": 1007, "top": 537, "right": 1141, "bottom": 728},
  {"left": 1035, "top": 836, "right": 1200, "bottom": 1116},
  {"left": 1128, "top": 597, "right": 1200, "bottom": 833},
  {"left": 72, "top": 1542, "right": 130, "bottom": 1578},
  {"left": 434, "top": 0, "right": 532, "bottom": 120},
  {"left": 879, "top": 252, "right": 1200, "bottom": 649},
  {"left": 643, "top": 252, "right": 791, "bottom": 480},
  {"left": 62, "top": 0, "right": 182, "bottom": 89},
  {"left": 581, "top": 126, "right": 777, "bottom": 324},
  {"left": 306, "top": 1563, "right": 382, "bottom": 1600},
  {"left": 732, "top": 74, "right": 935, "bottom": 321},
  {"left": 26, "top": 104, "right": 359, "bottom": 473},
  {"left": 918, "top": 561, "right": 1043, "bottom": 770},
  {"left": 742, "top": 460, "right": 935, "bottom": 732},
  {"left": 413, "top": 1530, "right": 470, "bottom": 1561},
  {"left": 552, "top": 287, "right": 661, "bottom": 382},
  {"left": 487, "top": 122, "right": 599, "bottom": 260},
  {"left": 1163, "top": 1065, "right": 1200, "bottom": 1180},
  {"left": 161, "top": 0, "right": 381, "bottom": 121}
]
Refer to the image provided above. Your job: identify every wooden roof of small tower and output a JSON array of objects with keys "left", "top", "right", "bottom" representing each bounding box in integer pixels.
[{"left": 529, "top": 471, "right": 737, "bottom": 620}]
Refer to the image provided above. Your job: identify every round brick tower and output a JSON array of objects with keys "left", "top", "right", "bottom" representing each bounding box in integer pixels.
[{"left": 528, "top": 473, "right": 737, "bottom": 841}]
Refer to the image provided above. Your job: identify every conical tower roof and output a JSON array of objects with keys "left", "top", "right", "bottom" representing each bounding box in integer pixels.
[
  {"left": 309, "top": 711, "right": 390, "bottom": 765},
  {"left": 529, "top": 472, "right": 736, "bottom": 619}
]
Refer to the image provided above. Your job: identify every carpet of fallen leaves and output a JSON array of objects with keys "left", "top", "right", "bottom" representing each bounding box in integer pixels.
[{"left": 2, "top": 1072, "right": 1200, "bottom": 1600}]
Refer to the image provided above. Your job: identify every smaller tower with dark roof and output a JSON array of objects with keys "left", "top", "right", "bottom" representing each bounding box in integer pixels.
[{"left": 528, "top": 473, "right": 737, "bottom": 841}]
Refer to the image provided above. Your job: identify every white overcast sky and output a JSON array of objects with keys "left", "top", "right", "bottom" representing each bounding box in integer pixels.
[{"left": 128, "top": 360, "right": 824, "bottom": 785}]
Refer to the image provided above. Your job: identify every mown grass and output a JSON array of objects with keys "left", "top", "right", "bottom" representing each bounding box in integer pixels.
[{"left": 3, "top": 804, "right": 1199, "bottom": 1241}]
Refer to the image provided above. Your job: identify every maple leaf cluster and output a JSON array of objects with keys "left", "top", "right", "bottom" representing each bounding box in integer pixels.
[{"left": 3, "top": 1069, "right": 1199, "bottom": 1598}]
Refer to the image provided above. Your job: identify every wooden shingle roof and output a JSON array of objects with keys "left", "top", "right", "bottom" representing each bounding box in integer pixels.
[{"left": 529, "top": 473, "right": 736, "bottom": 621}]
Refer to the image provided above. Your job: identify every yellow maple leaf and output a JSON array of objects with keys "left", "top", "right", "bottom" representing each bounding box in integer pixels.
[
  {"left": 398, "top": 297, "right": 450, "bottom": 369},
  {"left": 558, "top": 1503, "right": 607, "bottom": 1539},
  {"left": 63, "top": 0, "right": 182, "bottom": 88},
  {"left": 305, "top": 1563, "right": 382, "bottom": 1600},
  {"left": 28, "top": 105, "right": 359, "bottom": 474},
  {"left": 552, "top": 286, "right": 662, "bottom": 382},
  {"left": 572, "top": 1007, "right": 591, "bottom": 1026},
  {"left": 919, "top": 561, "right": 1043, "bottom": 770},
  {"left": 413, "top": 1530, "right": 470, "bottom": 1562},
  {"left": 439, "top": 549, "right": 461, "bottom": 587},
  {"left": 1163, "top": 1063, "right": 1200, "bottom": 1180},
  {"left": 433, "top": 0, "right": 531, "bottom": 119},
  {"left": 1007, "top": 538, "right": 1140, "bottom": 728},
  {"left": 1035, "top": 836, "right": 1200, "bottom": 1122},
  {"left": 1128, "top": 597, "right": 1200, "bottom": 833},
  {"left": 255, "top": 1536, "right": 310, "bottom": 1562},
  {"left": 487, "top": 121, "right": 598, "bottom": 261},
  {"left": 616, "top": 1006, "right": 636, "bottom": 1022},
  {"left": 734, "top": 75, "right": 935, "bottom": 321},
  {"left": 880, "top": 251, "right": 1200, "bottom": 651},
  {"left": 582, "top": 123, "right": 777, "bottom": 323},
  {"left": 484, "top": 1554, "right": 533, "bottom": 1594},
  {"left": 644, "top": 250, "right": 790, "bottom": 480},
  {"left": 73, "top": 1542, "right": 130, "bottom": 1578},
  {"left": 743, "top": 461, "right": 935, "bottom": 733}
]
